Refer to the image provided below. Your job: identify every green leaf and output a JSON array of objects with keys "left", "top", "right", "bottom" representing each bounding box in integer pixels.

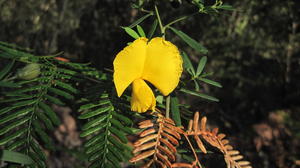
[
  {"left": 0, "top": 127, "right": 27, "bottom": 145},
  {"left": 123, "top": 27, "right": 140, "bottom": 39},
  {"left": 107, "top": 152, "right": 122, "bottom": 165},
  {"left": 180, "top": 88, "right": 219, "bottom": 102},
  {"left": 0, "top": 60, "right": 14, "bottom": 80},
  {"left": 170, "top": 96, "right": 182, "bottom": 126},
  {"left": 82, "top": 114, "right": 107, "bottom": 130},
  {"left": 137, "top": 25, "right": 146, "bottom": 37},
  {"left": 193, "top": 79, "right": 200, "bottom": 91},
  {"left": 0, "top": 44, "right": 29, "bottom": 59},
  {"left": 88, "top": 150, "right": 104, "bottom": 162},
  {"left": 48, "top": 87, "right": 74, "bottom": 100},
  {"left": 6, "top": 139, "right": 26, "bottom": 151},
  {"left": 30, "top": 141, "right": 46, "bottom": 161},
  {"left": 0, "top": 95, "right": 35, "bottom": 103},
  {"left": 108, "top": 144, "right": 124, "bottom": 161},
  {"left": 108, "top": 136, "right": 132, "bottom": 151},
  {"left": 38, "top": 102, "right": 61, "bottom": 125},
  {"left": 56, "top": 68, "right": 77, "bottom": 75},
  {"left": 45, "top": 94, "right": 65, "bottom": 106},
  {"left": 156, "top": 95, "right": 164, "bottom": 104},
  {"left": 35, "top": 110, "right": 55, "bottom": 130},
  {"left": 198, "top": 77, "right": 222, "bottom": 88},
  {"left": 147, "top": 19, "right": 158, "bottom": 39},
  {"left": 0, "top": 107, "right": 33, "bottom": 125},
  {"left": 0, "top": 81, "right": 20, "bottom": 88},
  {"left": 12, "top": 99, "right": 36, "bottom": 107},
  {"left": 196, "top": 56, "right": 207, "bottom": 76},
  {"left": 80, "top": 123, "right": 105, "bottom": 137},
  {"left": 169, "top": 27, "right": 208, "bottom": 54},
  {"left": 78, "top": 106, "right": 112, "bottom": 119},
  {"left": 79, "top": 100, "right": 110, "bottom": 111},
  {"left": 0, "top": 150, "right": 34, "bottom": 165},
  {"left": 109, "top": 126, "right": 128, "bottom": 143},
  {"left": 128, "top": 13, "right": 153, "bottom": 28},
  {"left": 112, "top": 112, "right": 133, "bottom": 125},
  {"left": 33, "top": 120, "right": 53, "bottom": 148},
  {"left": 84, "top": 134, "right": 104, "bottom": 148},
  {"left": 55, "top": 80, "right": 78, "bottom": 93},
  {"left": 7, "top": 85, "right": 43, "bottom": 94},
  {"left": 0, "top": 116, "right": 30, "bottom": 136},
  {"left": 217, "top": 4, "right": 235, "bottom": 11},
  {"left": 181, "top": 52, "right": 195, "bottom": 76},
  {"left": 86, "top": 141, "right": 105, "bottom": 154},
  {"left": 28, "top": 151, "right": 46, "bottom": 167},
  {"left": 111, "top": 118, "right": 133, "bottom": 134},
  {"left": 0, "top": 107, "right": 15, "bottom": 116}
]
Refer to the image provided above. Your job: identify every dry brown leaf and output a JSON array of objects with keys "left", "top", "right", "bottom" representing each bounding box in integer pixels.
[
  {"left": 172, "top": 163, "right": 194, "bottom": 168},
  {"left": 157, "top": 145, "right": 176, "bottom": 161},
  {"left": 157, "top": 152, "right": 172, "bottom": 168},
  {"left": 129, "top": 149, "right": 155, "bottom": 162},
  {"left": 193, "top": 112, "right": 199, "bottom": 132},
  {"left": 194, "top": 135, "right": 207, "bottom": 153},
  {"left": 161, "top": 132, "right": 179, "bottom": 145},
  {"left": 139, "top": 128, "right": 156, "bottom": 137},
  {"left": 200, "top": 116, "right": 207, "bottom": 131},
  {"left": 133, "top": 142, "right": 156, "bottom": 153},
  {"left": 134, "top": 134, "right": 158, "bottom": 146}
]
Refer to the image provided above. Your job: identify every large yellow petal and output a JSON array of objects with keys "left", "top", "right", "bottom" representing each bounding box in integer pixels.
[
  {"left": 113, "top": 38, "right": 148, "bottom": 97},
  {"left": 142, "top": 37, "right": 183, "bottom": 96},
  {"left": 131, "top": 79, "right": 156, "bottom": 113}
]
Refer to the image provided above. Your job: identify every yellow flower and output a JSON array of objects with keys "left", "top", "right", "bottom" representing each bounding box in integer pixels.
[{"left": 113, "top": 37, "right": 183, "bottom": 112}]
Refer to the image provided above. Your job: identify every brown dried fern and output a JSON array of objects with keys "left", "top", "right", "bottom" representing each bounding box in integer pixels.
[
  {"left": 129, "top": 115, "right": 184, "bottom": 168},
  {"left": 130, "top": 112, "right": 251, "bottom": 168},
  {"left": 185, "top": 112, "right": 252, "bottom": 168}
]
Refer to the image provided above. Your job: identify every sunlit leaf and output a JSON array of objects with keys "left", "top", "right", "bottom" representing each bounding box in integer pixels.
[
  {"left": 128, "top": 13, "right": 153, "bottom": 28},
  {"left": 198, "top": 77, "right": 222, "bottom": 88},
  {"left": 181, "top": 52, "right": 195, "bottom": 76},
  {"left": 122, "top": 27, "right": 140, "bottom": 39},
  {"left": 170, "top": 95, "right": 182, "bottom": 126},
  {"left": 217, "top": 4, "right": 235, "bottom": 11},
  {"left": 0, "top": 60, "right": 14, "bottom": 80},
  {"left": 169, "top": 27, "right": 208, "bottom": 54},
  {"left": 180, "top": 88, "right": 219, "bottom": 102},
  {"left": 137, "top": 25, "right": 146, "bottom": 37},
  {"left": 196, "top": 56, "right": 207, "bottom": 77},
  {"left": 147, "top": 20, "right": 158, "bottom": 39},
  {"left": 0, "top": 150, "right": 34, "bottom": 165}
]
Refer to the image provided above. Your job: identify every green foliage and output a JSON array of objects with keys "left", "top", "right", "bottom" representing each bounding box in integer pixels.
[
  {"left": 0, "top": 42, "right": 84, "bottom": 167},
  {"left": 0, "top": 0, "right": 267, "bottom": 167},
  {"left": 0, "top": 150, "right": 34, "bottom": 165},
  {"left": 169, "top": 27, "right": 208, "bottom": 54},
  {"left": 79, "top": 90, "right": 133, "bottom": 167}
]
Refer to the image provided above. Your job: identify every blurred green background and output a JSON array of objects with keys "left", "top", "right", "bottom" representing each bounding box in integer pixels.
[{"left": 0, "top": 0, "right": 299, "bottom": 167}]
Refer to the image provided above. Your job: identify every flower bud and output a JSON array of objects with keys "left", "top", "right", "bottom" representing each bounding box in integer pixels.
[{"left": 17, "top": 63, "right": 41, "bottom": 80}]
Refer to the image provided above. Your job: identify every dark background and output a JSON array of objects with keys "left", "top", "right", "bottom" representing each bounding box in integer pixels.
[{"left": 0, "top": 0, "right": 299, "bottom": 167}]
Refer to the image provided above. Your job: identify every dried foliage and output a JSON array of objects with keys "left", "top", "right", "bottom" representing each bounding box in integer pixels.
[
  {"left": 130, "top": 112, "right": 252, "bottom": 168},
  {"left": 130, "top": 114, "right": 184, "bottom": 167}
]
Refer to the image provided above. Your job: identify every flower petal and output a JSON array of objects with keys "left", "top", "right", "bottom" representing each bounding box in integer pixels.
[
  {"left": 131, "top": 79, "right": 156, "bottom": 113},
  {"left": 113, "top": 38, "right": 148, "bottom": 97},
  {"left": 142, "top": 37, "right": 183, "bottom": 96}
]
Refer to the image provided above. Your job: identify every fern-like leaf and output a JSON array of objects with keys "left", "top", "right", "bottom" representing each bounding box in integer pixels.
[
  {"left": 79, "top": 91, "right": 133, "bottom": 168},
  {"left": 185, "top": 112, "right": 252, "bottom": 168},
  {"left": 0, "top": 43, "right": 82, "bottom": 167},
  {"left": 130, "top": 115, "right": 184, "bottom": 168}
]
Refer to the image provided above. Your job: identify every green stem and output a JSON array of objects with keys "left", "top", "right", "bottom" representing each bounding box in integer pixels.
[
  {"left": 154, "top": 5, "right": 165, "bottom": 38},
  {"left": 166, "top": 95, "right": 170, "bottom": 118},
  {"left": 165, "top": 12, "right": 198, "bottom": 29},
  {"left": 140, "top": 8, "right": 152, "bottom": 14}
]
